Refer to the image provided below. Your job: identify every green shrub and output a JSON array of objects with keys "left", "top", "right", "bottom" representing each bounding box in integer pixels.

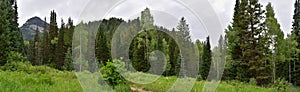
[
  {"left": 1, "top": 51, "right": 28, "bottom": 71},
  {"left": 1, "top": 60, "right": 59, "bottom": 74},
  {"left": 100, "top": 59, "right": 127, "bottom": 88},
  {"left": 1, "top": 61, "right": 30, "bottom": 72},
  {"left": 6, "top": 51, "right": 27, "bottom": 63},
  {"left": 196, "top": 74, "right": 202, "bottom": 81},
  {"left": 249, "top": 78, "right": 257, "bottom": 85},
  {"left": 272, "top": 78, "right": 291, "bottom": 92}
]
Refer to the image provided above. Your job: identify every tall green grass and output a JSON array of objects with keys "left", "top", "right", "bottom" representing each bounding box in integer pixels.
[
  {"left": 0, "top": 69, "right": 299, "bottom": 92},
  {"left": 0, "top": 71, "right": 82, "bottom": 92}
]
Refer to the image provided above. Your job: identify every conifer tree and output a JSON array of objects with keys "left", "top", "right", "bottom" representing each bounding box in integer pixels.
[
  {"left": 226, "top": 0, "right": 271, "bottom": 85},
  {"left": 41, "top": 18, "right": 49, "bottom": 65},
  {"left": 224, "top": 0, "right": 243, "bottom": 80},
  {"left": 176, "top": 17, "right": 193, "bottom": 77},
  {"left": 168, "top": 29, "right": 181, "bottom": 76},
  {"left": 196, "top": 39, "right": 204, "bottom": 80},
  {"left": 64, "top": 18, "right": 75, "bottom": 70},
  {"left": 55, "top": 19, "right": 66, "bottom": 70},
  {"left": 215, "top": 35, "right": 226, "bottom": 80},
  {"left": 33, "top": 26, "right": 40, "bottom": 65},
  {"left": 96, "top": 20, "right": 110, "bottom": 66},
  {"left": 291, "top": 0, "right": 300, "bottom": 86},
  {"left": 49, "top": 10, "right": 58, "bottom": 67},
  {"left": 141, "top": 7, "right": 154, "bottom": 30},
  {"left": 201, "top": 36, "right": 212, "bottom": 80},
  {"left": 0, "top": 0, "right": 24, "bottom": 65}
]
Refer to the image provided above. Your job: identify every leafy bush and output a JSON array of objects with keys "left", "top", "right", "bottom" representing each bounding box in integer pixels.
[
  {"left": 249, "top": 78, "right": 257, "bottom": 85},
  {"left": 1, "top": 61, "right": 59, "bottom": 74},
  {"left": 196, "top": 74, "right": 202, "bottom": 81},
  {"left": 272, "top": 78, "right": 291, "bottom": 92},
  {"left": 1, "top": 51, "right": 27, "bottom": 71},
  {"left": 100, "top": 59, "right": 127, "bottom": 88},
  {"left": 6, "top": 51, "right": 27, "bottom": 63},
  {"left": 1, "top": 53, "right": 59, "bottom": 74},
  {"left": 1, "top": 61, "right": 30, "bottom": 72}
]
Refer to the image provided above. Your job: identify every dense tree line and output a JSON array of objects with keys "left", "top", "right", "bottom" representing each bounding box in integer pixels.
[
  {"left": 27, "top": 11, "right": 75, "bottom": 70},
  {"left": 93, "top": 8, "right": 198, "bottom": 77}
]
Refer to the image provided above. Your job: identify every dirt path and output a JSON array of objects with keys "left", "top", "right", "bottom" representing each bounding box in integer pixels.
[{"left": 130, "top": 85, "right": 152, "bottom": 92}]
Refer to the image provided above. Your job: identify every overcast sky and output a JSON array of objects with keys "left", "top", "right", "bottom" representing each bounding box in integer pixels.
[{"left": 18, "top": 0, "right": 294, "bottom": 47}]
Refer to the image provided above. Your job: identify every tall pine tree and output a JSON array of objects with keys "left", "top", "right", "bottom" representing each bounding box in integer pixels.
[
  {"left": 291, "top": 0, "right": 300, "bottom": 86},
  {"left": 201, "top": 36, "right": 212, "bottom": 80},
  {"left": 40, "top": 17, "right": 49, "bottom": 65},
  {"left": 225, "top": 0, "right": 249, "bottom": 81},
  {"left": 96, "top": 20, "right": 110, "bottom": 66},
  {"left": 0, "top": 0, "right": 24, "bottom": 65},
  {"left": 55, "top": 19, "right": 66, "bottom": 70},
  {"left": 226, "top": 0, "right": 271, "bottom": 85},
  {"left": 32, "top": 26, "right": 40, "bottom": 65},
  {"left": 49, "top": 10, "right": 58, "bottom": 67}
]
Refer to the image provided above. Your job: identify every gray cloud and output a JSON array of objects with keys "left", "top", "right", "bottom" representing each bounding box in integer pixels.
[{"left": 18, "top": 0, "right": 294, "bottom": 47}]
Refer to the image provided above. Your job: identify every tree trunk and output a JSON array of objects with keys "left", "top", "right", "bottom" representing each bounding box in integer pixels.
[
  {"left": 289, "top": 60, "right": 291, "bottom": 83},
  {"left": 273, "top": 61, "right": 276, "bottom": 83}
]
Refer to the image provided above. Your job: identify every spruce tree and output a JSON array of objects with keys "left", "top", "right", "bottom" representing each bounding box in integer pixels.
[
  {"left": 49, "top": 10, "right": 58, "bottom": 67},
  {"left": 196, "top": 40, "right": 204, "bottom": 80},
  {"left": 33, "top": 26, "right": 40, "bottom": 65},
  {"left": 141, "top": 7, "right": 154, "bottom": 30},
  {"left": 176, "top": 17, "right": 194, "bottom": 77},
  {"left": 226, "top": 0, "right": 271, "bottom": 85},
  {"left": 0, "top": 0, "right": 24, "bottom": 65},
  {"left": 201, "top": 36, "right": 212, "bottom": 80},
  {"left": 41, "top": 18, "right": 49, "bottom": 65},
  {"left": 216, "top": 35, "right": 226, "bottom": 80},
  {"left": 243, "top": 0, "right": 271, "bottom": 85},
  {"left": 291, "top": 0, "right": 300, "bottom": 86},
  {"left": 168, "top": 28, "right": 180, "bottom": 76},
  {"left": 96, "top": 20, "right": 110, "bottom": 66},
  {"left": 224, "top": 0, "right": 246, "bottom": 80},
  {"left": 55, "top": 19, "right": 66, "bottom": 70}
]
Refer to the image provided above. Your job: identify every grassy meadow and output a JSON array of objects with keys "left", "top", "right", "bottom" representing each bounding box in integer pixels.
[{"left": 1, "top": 66, "right": 299, "bottom": 92}]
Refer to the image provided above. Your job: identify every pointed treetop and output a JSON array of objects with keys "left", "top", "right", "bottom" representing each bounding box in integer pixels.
[
  {"left": 266, "top": 3, "right": 275, "bottom": 18},
  {"left": 141, "top": 7, "right": 154, "bottom": 30},
  {"left": 295, "top": 0, "right": 300, "bottom": 14},
  {"left": 293, "top": 0, "right": 300, "bottom": 30}
]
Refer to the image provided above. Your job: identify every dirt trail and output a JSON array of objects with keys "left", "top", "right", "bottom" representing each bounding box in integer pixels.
[{"left": 130, "top": 85, "right": 152, "bottom": 92}]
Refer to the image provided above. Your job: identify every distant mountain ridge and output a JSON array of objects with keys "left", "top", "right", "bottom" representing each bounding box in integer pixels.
[{"left": 20, "top": 16, "right": 50, "bottom": 40}]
